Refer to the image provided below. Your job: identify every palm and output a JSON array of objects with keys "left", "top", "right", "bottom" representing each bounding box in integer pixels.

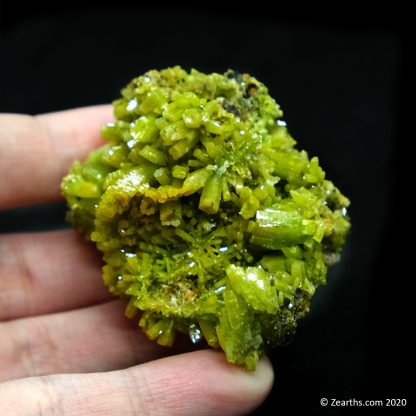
[{"left": 0, "top": 106, "right": 272, "bottom": 415}]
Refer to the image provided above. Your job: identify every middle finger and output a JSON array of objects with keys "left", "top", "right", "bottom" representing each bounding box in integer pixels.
[
  {"left": 0, "top": 299, "right": 170, "bottom": 382},
  {"left": 0, "top": 229, "right": 111, "bottom": 321}
]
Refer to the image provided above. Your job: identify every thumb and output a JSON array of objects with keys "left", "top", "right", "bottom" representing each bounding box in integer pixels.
[{"left": 0, "top": 349, "right": 274, "bottom": 416}]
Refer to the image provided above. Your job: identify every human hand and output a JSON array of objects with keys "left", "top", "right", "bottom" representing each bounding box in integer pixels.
[{"left": 0, "top": 106, "right": 273, "bottom": 415}]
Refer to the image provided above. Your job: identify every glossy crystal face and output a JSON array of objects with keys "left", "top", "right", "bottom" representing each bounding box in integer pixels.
[{"left": 62, "top": 66, "right": 350, "bottom": 370}]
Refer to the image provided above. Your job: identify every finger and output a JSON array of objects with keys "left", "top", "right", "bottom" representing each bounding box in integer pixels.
[
  {"left": 0, "top": 229, "right": 111, "bottom": 320},
  {"left": 0, "top": 105, "right": 113, "bottom": 210},
  {"left": 0, "top": 300, "right": 171, "bottom": 382},
  {"left": 0, "top": 350, "right": 274, "bottom": 416}
]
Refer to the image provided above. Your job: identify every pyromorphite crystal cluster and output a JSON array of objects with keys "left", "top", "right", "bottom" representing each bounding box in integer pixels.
[{"left": 62, "top": 66, "right": 350, "bottom": 370}]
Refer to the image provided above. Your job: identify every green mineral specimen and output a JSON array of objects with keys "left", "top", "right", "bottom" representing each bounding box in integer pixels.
[{"left": 62, "top": 66, "right": 350, "bottom": 370}]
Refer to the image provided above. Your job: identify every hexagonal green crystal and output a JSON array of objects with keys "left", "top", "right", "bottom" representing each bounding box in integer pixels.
[{"left": 62, "top": 66, "right": 350, "bottom": 370}]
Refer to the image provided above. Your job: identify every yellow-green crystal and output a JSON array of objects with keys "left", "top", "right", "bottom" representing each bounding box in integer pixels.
[{"left": 62, "top": 67, "right": 350, "bottom": 370}]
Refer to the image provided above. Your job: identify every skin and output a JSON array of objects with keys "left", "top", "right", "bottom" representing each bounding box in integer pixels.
[{"left": 0, "top": 105, "right": 274, "bottom": 416}]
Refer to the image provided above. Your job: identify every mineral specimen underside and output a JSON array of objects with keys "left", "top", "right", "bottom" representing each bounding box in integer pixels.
[{"left": 62, "top": 66, "right": 350, "bottom": 370}]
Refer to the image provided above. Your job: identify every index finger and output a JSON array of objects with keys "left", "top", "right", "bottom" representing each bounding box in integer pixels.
[{"left": 0, "top": 105, "right": 113, "bottom": 210}]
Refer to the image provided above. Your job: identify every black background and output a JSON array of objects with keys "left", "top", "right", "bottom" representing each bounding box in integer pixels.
[{"left": 0, "top": 2, "right": 411, "bottom": 414}]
